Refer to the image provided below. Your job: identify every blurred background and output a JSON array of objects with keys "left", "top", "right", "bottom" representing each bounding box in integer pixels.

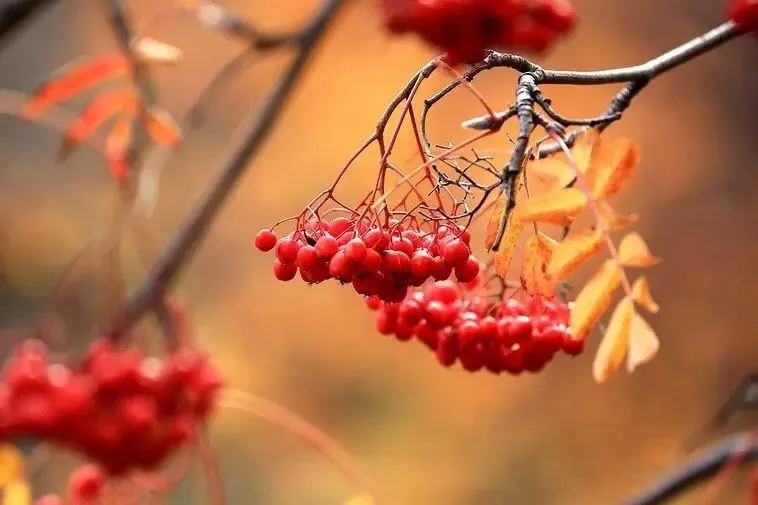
[{"left": 1, "top": 0, "right": 757, "bottom": 504}]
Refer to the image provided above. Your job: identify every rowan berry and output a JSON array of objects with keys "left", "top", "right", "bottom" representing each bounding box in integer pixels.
[{"left": 254, "top": 229, "right": 277, "bottom": 252}]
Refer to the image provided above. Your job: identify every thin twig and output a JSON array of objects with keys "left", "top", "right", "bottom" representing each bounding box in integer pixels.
[{"left": 622, "top": 432, "right": 758, "bottom": 505}]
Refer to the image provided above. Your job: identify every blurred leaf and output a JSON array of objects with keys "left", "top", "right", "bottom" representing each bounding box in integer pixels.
[
  {"left": 627, "top": 311, "right": 659, "bottom": 373},
  {"left": 593, "top": 296, "right": 633, "bottom": 383},
  {"left": 2, "top": 480, "right": 30, "bottom": 505},
  {"left": 105, "top": 116, "right": 134, "bottom": 182},
  {"left": 570, "top": 259, "right": 621, "bottom": 340},
  {"left": 133, "top": 37, "right": 183, "bottom": 64},
  {"left": 59, "top": 89, "right": 135, "bottom": 160},
  {"left": 597, "top": 200, "right": 638, "bottom": 230},
  {"left": 492, "top": 209, "right": 524, "bottom": 279},
  {"left": 570, "top": 129, "right": 599, "bottom": 173},
  {"left": 618, "top": 232, "right": 660, "bottom": 267},
  {"left": 548, "top": 229, "right": 605, "bottom": 281},
  {"left": 513, "top": 187, "right": 587, "bottom": 226},
  {"left": 484, "top": 200, "right": 504, "bottom": 250},
  {"left": 631, "top": 276, "right": 660, "bottom": 313},
  {"left": 344, "top": 493, "right": 375, "bottom": 505},
  {"left": 585, "top": 137, "right": 641, "bottom": 199},
  {"left": 0, "top": 446, "right": 24, "bottom": 488},
  {"left": 22, "top": 53, "right": 129, "bottom": 117},
  {"left": 145, "top": 108, "right": 183, "bottom": 148},
  {"left": 528, "top": 157, "right": 576, "bottom": 188},
  {"left": 521, "top": 232, "right": 557, "bottom": 297}
]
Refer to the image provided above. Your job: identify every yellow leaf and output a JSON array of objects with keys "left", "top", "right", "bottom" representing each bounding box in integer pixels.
[
  {"left": 547, "top": 229, "right": 605, "bottom": 281},
  {"left": 3, "top": 480, "right": 31, "bottom": 505},
  {"left": 513, "top": 187, "right": 587, "bottom": 226},
  {"left": 570, "top": 129, "right": 600, "bottom": 173},
  {"left": 527, "top": 157, "right": 576, "bottom": 188},
  {"left": 627, "top": 311, "right": 660, "bottom": 373},
  {"left": 344, "top": 494, "right": 375, "bottom": 505},
  {"left": 596, "top": 200, "right": 638, "bottom": 230},
  {"left": 493, "top": 214, "right": 524, "bottom": 279},
  {"left": 484, "top": 201, "right": 504, "bottom": 250},
  {"left": 0, "top": 446, "right": 25, "bottom": 487},
  {"left": 585, "top": 137, "right": 641, "bottom": 199},
  {"left": 618, "top": 232, "right": 660, "bottom": 267},
  {"left": 593, "top": 297, "right": 634, "bottom": 383},
  {"left": 521, "top": 232, "right": 557, "bottom": 297},
  {"left": 631, "top": 276, "right": 660, "bottom": 314},
  {"left": 570, "top": 259, "right": 622, "bottom": 340},
  {"left": 145, "top": 108, "right": 183, "bottom": 149}
]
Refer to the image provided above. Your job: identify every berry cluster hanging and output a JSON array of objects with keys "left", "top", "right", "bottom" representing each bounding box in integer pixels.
[
  {"left": 380, "top": 0, "right": 576, "bottom": 64},
  {"left": 0, "top": 338, "right": 222, "bottom": 476}
]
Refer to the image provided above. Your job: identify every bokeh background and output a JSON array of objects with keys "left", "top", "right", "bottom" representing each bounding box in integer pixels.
[{"left": 1, "top": 0, "right": 757, "bottom": 504}]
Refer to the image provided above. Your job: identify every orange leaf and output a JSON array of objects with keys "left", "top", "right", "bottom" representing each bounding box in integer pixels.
[
  {"left": 592, "top": 296, "right": 633, "bottom": 383},
  {"left": 631, "top": 276, "right": 660, "bottom": 314},
  {"left": 59, "top": 89, "right": 136, "bottom": 160},
  {"left": 585, "top": 137, "right": 641, "bottom": 199},
  {"left": 344, "top": 494, "right": 374, "bottom": 505},
  {"left": 569, "top": 129, "right": 600, "bottom": 174},
  {"left": 513, "top": 187, "right": 587, "bottom": 226},
  {"left": 145, "top": 108, "right": 183, "bottom": 148},
  {"left": 105, "top": 116, "right": 134, "bottom": 182},
  {"left": 597, "top": 200, "right": 638, "bottom": 230},
  {"left": 493, "top": 214, "right": 524, "bottom": 279},
  {"left": 22, "top": 53, "right": 129, "bottom": 118},
  {"left": 569, "top": 259, "right": 621, "bottom": 340},
  {"left": 485, "top": 200, "right": 504, "bottom": 250},
  {"left": 521, "top": 232, "right": 557, "bottom": 297},
  {"left": 618, "top": 232, "right": 660, "bottom": 267},
  {"left": 547, "top": 229, "right": 605, "bottom": 281},
  {"left": 527, "top": 157, "right": 576, "bottom": 188},
  {"left": 626, "top": 311, "right": 660, "bottom": 373}
]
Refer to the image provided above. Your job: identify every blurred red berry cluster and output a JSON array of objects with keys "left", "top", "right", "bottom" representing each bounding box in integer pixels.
[
  {"left": 380, "top": 0, "right": 576, "bottom": 64},
  {"left": 0, "top": 339, "right": 222, "bottom": 476}
]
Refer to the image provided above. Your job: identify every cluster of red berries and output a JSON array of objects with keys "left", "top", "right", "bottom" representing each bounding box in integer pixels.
[
  {"left": 380, "top": 0, "right": 576, "bottom": 64},
  {"left": 729, "top": 0, "right": 758, "bottom": 30},
  {"left": 366, "top": 280, "right": 584, "bottom": 374},
  {"left": 0, "top": 339, "right": 222, "bottom": 476},
  {"left": 255, "top": 217, "right": 481, "bottom": 303}
]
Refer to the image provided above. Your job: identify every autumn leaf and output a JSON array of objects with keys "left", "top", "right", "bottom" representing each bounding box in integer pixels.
[
  {"left": 570, "top": 259, "right": 622, "bottom": 340},
  {"left": 593, "top": 296, "right": 634, "bottom": 383},
  {"left": 618, "top": 232, "right": 660, "bottom": 267},
  {"left": 22, "top": 53, "right": 129, "bottom": 118},
  {"left": 547, "top": 229, "right": 605, "bottom": 281},
  {"left": 484, "top": 201, "right": 504, "bottom": 250},
  {"left": 521, "top": 232, "right": 558, "bottom": 297},
  {"left": 627, "top": 311, "right": 660, "bottom": 373},
  {"left": 145, "top": 108, "right": 183, "bottom": 148},
  {"left": 2, "top": 480, "right": 31, "bottom": 505},
  {"left": 631, "top": 276, "right": 660, "bottom": 313},
  {"left": 493, "top": 215, "right": 524, "bottom": 279},
  {"left": 513, "top": 187, "right": 587, "bottom": 226},
  {"left": 105, "top": 116, "right": 134, "bottom": 182},
  {"left": 0, "top": 446, "right": 24, "bottom": 487},
  {"left": 343, "top": 493, "right": 375, "bottom": 505},
  {"left": 596, "top": 200, "right": 638, "bottom": 230},
  {"left": 59, "top": 89, "right": 136, "bottom": 160},
  {"left": 527, "top": 157, "right": 576, "bottom": 188},
  {"left": 569, "top": 129, "right": 600, "bottom": 173},
  {"left": 585, "top": 137, "right": 641, "bottom": 199}
]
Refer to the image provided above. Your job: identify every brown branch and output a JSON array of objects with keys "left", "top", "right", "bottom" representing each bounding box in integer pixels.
[{"left": 103, "top": 0, "right": 348, "bottom": 338}]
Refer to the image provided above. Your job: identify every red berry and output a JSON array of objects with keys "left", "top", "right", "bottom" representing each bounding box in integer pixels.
[
  {"left": 457, "top": 320, "right": 480, "bottom": 346},
  {"left": 442, "top": 239, "right": 470, "bottom": 267},
  {"left": 365, "top": 296, "right": 382, "bottom": 310},
  {"left": 273, "top": 260, "right": 298, "bottom": 281},
  {"left": 426, "top": 280, "right": 460, "bottom": 304},
  {"left": 729, "top": 0, "right": 758, "bottom": 29},
  {"left": 275, "top": 238, "right": 300, "bottom": 264},
  {"left": 327, "top": 217, "right": 353, "bottom": 238},
  {"left": 410, "top": 250, "right": 434, "bottom": 279},
  {"left": 345, "top": 238, "right": 368, "bottom": 264},
  {"left": 68, "top": 464, "right": 105, "bottom": 503},
  {"left": 562, "top": 334, "right": 585, "bottom": 356},
  {"left": 315, "top": 235, "right": 338, "bottom": 259},
  {"left": 254, "top": 229, "right": 277, "bottom": 251},
  {"left": 296, "top": 245, "right": 320, "bottom": 270},
  {"left": 436, "top": 329, "right": 458, "bottom": 367},
  {"left": 398, "top": 299, "right": 424, "bottom": 327}
]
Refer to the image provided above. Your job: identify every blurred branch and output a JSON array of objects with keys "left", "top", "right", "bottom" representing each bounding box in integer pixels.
[
  {"left": 0, "top": 0, "right": 59, "bottom": 48},
  {"left": 103, "top": 0, "right": 348, "bottom": 337},
  {"left": 623, "top": 431, "right": 758, "bottom": 505}
]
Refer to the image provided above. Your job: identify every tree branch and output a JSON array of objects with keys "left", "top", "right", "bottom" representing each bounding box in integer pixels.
[
  {"left": 103, "top": 0, "right": 347, "bottom": 337},
  {"left": 0, "top": 0, "right": 59, "bottom": 48},
  {"left": 622, "top": 432, "right": 758, "bottom": 505}
]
